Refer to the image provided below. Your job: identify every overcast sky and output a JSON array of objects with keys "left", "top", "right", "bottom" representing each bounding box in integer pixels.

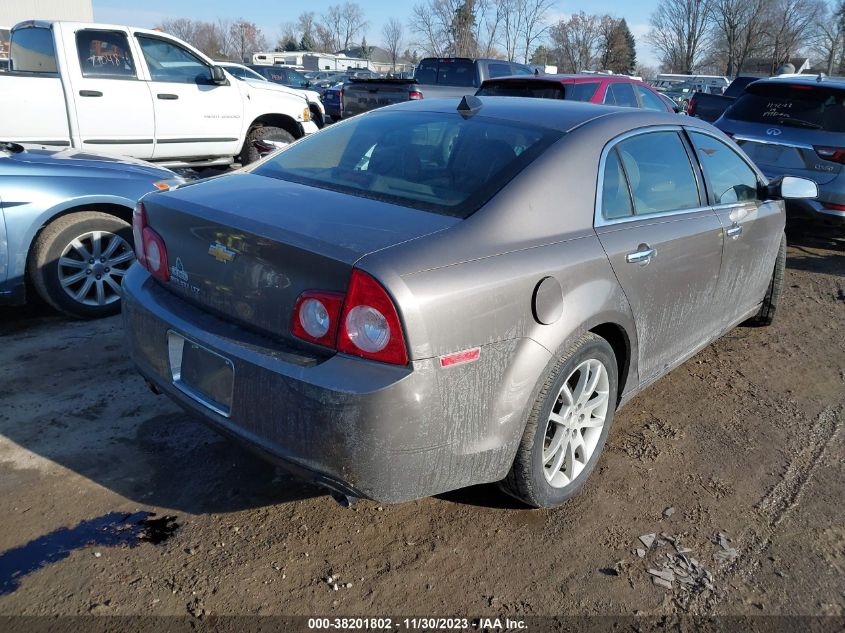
[{"left": 93, "top": 0, "right": 662, "bottom": 66}]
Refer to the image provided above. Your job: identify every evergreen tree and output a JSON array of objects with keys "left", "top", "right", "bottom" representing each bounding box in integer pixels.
[
  {"left": 621, "top": 19, "right": 636, "bottom": 74},
  {"left": 360, "top": 36, "right": 372, "bottom": 59},
  {"left": 300, "top": 32, "right": 315, "bottom": 51},
  {"left": 282, "top": 37, "right": 299, "bottom": 52},
  {"left": 451, "top": 0, "right": 478, "bottom": 57}
]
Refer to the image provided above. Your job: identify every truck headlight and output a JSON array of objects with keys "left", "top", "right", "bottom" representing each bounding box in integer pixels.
[{"left": 303, "top": 107, "right": 311, "bottom": 121}]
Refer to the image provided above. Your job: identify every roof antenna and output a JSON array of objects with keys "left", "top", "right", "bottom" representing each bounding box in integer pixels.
[{"left": 457, "top": 94, "right": 483, "bottom": 117}]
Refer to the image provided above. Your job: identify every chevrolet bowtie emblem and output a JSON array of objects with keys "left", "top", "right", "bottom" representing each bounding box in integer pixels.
[{"left": 208, "top": 242, "right": 237, "bottom": 263}]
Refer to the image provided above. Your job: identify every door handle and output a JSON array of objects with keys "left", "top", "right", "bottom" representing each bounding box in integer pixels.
[
  {"left": 79, "top": 90, "right": 102, "bottom": 97},
  {"left": 626, "top": 245, "right": 656, "bottom": 265},
  {"left": 726, "top": 224, "right": 743, "bottom": 239},
  {"left": 157, "top": 93, "right": 179, "bottom": 100}
]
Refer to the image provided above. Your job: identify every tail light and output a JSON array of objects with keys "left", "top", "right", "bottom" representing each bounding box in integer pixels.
[
  {"left": 131, "top": 201, "right": 170, "bottom": 282},
  {"left": 814, "top": 146, "right": 845, "bottom": 165},
  {"left": 290, "top": 291, "right": 344, "bottom": 347},
  {"left": 291, "top": 269, "right": 409, "bottom": 366},
  {"left": 823, "top": 202, "right": 845, "bottom": 211},
  {"left": 687, "top": 96, "right": 696, "bottom": 116},
  {"left": 409, "top": 89, "right": 423, "bottom": 100}
]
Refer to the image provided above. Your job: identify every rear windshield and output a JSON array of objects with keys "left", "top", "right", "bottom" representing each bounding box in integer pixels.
[
  {"left": 477, "top": 81, "right": 599, "bottom": 102},
  {"left": 252, "top": 111, "right": 562, "bottom": 218},
  {"left": 726, "top": 83, "right": 845, "bottom": 132},
  {"left": 415, "top": 59, "right": 477, "bottom": 87}
]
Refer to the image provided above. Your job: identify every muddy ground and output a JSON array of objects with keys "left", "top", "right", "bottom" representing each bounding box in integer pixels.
[{"left": 0, "top": 223, "right": 842, "bottom": 621}]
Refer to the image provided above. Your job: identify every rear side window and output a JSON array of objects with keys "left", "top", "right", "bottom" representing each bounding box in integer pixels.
[
  {"left": 614, "top": 132, "right": 701, "bottom": 215},
  {"left": 637, "top": 85, "right": 667, "bottom": 111},
  {"left": 476, "top": 81, "right": 564, "bottom": 99},
  {"left": 76, "top": 30, "right": 136, "bottom": 78},
  {"left": 726, "top": 83, "right": 845, "bottom": 132},
  {"left": 10, "top": 27, "right": 57, "bottom": 73},
  {"left": 565, "top": 82, "right": 600, "bottom": 102},
  {"left": 137, "top": 35, "right": 212, "bottom": 84},
  {"left": 253, "top": 111, "right": 562, "bottom": 218},
  {"left": 604, "top": 82, "right": 638, "bottom": 108},
  {"left": 601, "top": 149, "right": 634, "bottom": 219},
  {"left": 689, "top": 131, "right": 759, "bottom": 204}
]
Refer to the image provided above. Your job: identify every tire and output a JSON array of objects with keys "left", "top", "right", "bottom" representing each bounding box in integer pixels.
[
  {"left": 28, "top": 211, "right": 135, "bottom": 319},
  {"left": 501, "top": 332, "right": 619, "bottom": 508},
  {"left": 746, "top": 232, "right": 786, "bottom": 327},
  {"left": 240, "top": 126, "right": 296, "bottom": 164}
]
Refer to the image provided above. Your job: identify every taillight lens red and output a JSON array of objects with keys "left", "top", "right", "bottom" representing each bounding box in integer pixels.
[
  {"left": 290, "top": 291, "right": 344, "bottom": 348},
  {"left": 132, "top": 201, "right": 169, "bottom": 281},
  {"left": 409, "top": 89, "right": 423, "bottom": 100},
  {"left": 814, "top": 146, "right": 845, "bottom": 165},
  {"left": 291, "top": 270, "right": 408, "bottom": 365}
]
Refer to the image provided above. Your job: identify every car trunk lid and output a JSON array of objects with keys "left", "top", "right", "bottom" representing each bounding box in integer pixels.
[{"left": 142, "top": 173, "right": 458, "bottom": 342}]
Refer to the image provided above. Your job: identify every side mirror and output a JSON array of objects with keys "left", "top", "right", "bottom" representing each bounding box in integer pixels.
[
  {"left": 210, "top": 65, "right": 227, "bottom": 85},
  {"left": 767, "top": 175, "right": 819, "bottom": 200}
]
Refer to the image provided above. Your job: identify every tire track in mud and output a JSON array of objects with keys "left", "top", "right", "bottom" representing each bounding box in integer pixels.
[{"left": 693, "top": 405, "right": 842, "bottom": 613}]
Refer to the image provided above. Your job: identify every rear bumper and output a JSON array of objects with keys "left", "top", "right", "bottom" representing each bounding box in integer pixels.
[
  {"left": 122, "top": 265, "right": 537, "bottom": 502},
  {"left": 782, "top": 197, "right": 845, "bottom": 224}
]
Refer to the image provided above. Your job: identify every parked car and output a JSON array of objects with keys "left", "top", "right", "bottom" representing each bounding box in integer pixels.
[
  {"left": 322, "top": 77, "right": 422, "bottom": 120},
  {"left": 0, "top": 21, "right": 318, "bottom": 167},
  {"left": 715, "top": 76, "right": 845, "bottom": 224},
  {"left": 0, "top": 141, "right": 182, "bottom": 317},
  {"left": 413, "top": 57, "right": 533, "bottom": 98},
  {"left": 248, "top": 64, "right": 311, "bottom": 88},
  {"left": 476, "top": 74, "right": 676, "bottom": 112},
  {"left": 123, "top": 96, "right": 816, "bottom": 507},
  {"left": 218, "top": 62, "right": 326, "bottom": 128},
  {"left": 687, "top": 76, "right": 759, "bottom": 122}
]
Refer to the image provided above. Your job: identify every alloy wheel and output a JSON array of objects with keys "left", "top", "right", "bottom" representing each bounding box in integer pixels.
[
  {"left": 542, "top": 359, "right": 610, "bottom": 488},
  {"left": 58, "top": 230, "right": 135, "bottom": 307}
]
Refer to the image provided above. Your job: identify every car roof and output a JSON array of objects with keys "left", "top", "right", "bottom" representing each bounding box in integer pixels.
[
  {"left": 750, "top": 75, "right": 845, "bottom": 90},
  {"left": 485, "top": 74, "right": 643, "bottom": 85},
  {"left": 383, "top": 96, "right": 684, "bottom": 133}
]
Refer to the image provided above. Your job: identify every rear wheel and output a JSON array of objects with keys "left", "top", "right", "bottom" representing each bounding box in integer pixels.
[
  {"left": 501, "top": 333, "right": 618, "bottom": 508},
  {"left": 28, "top": 211, "right": 135, "bottom": 319},
  {"left": 746, "top": 232, "right": 786, "bottom": 327},
  {"left": 241, "top": 126, "right": 296, "bottom": 164}
]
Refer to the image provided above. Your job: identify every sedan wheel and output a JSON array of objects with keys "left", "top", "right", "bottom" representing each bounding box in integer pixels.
[
  {"left": 58, "top": 230, "right": 134, "bottom": 308},
  {"left": 501, "top": 332, "right": 618, "bottom": 508},
  {"left": 29, "top": 211, "right": 135, "bottom": 319},
  {"left": 542, "top": 359, "right": 610, "bottom": 488}
]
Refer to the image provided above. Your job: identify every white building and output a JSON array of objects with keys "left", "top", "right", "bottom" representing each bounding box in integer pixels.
[
  {"left": 1, "top": 0, "right": 93, "bottom": 25},
  {"left": 253, "top": 50, "right": 374, "bottom": 72}
]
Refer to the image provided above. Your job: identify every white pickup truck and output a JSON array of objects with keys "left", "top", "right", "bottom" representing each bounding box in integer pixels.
[{"left": 0, "top": 21, "right": 319, "bottom": 166}]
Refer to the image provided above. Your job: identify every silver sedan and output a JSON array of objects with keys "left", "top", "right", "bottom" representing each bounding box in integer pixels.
[{"left": 122, "top": 97, "right": 817, "bottom": 507}]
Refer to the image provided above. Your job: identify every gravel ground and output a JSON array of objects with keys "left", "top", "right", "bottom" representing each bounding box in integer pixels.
[{"left": 0, "top": 222, "right": 842, "bottom": 619}]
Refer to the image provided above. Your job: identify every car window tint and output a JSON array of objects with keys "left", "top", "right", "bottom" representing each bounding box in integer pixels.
[
  {"left": 602, "top": 149, "right": 634, "bottom": 219},
  {"left": 76, "top": 31, "right": 136, "bottom": 78},
  {"left": 726, "top": 83, "right": 845, "bottom": 132},
  {"left": 476, "top": 81, "right": 564, "bottom": 99},
  {"left": 137, "top": 36, "right": 212, "bottom": 84},
  {"left": 10, "top": 27, "right": 57, "bottom": 73},
  {"left": 414, "top": 59, "right": 438, "bottom": 84},
  {"left": 512, "top": 64, "right": 533, "bottom": 75},
  {"left": 689, "top": 131, "right": 759, "bottom": 204},
  {"left": 565, "top": 82, "right": 600, "bottom": 101},
  {"left": 488, "top": 63, "right": 513, "bottom": 78},
  {"left": 615, "top": 132, "right": 700, "bottom": 214},
  {"left": 253, "top": 111, "right": 562, "bottom": 218},
  {"left": 605, "top": 82, "right": 638, "bottom": 108},
  {"left": 437, "top": 59, "right": 476, "bottom": 87},
  {"left": 637, "top": 85, "right": 667, "bottom": 111}
]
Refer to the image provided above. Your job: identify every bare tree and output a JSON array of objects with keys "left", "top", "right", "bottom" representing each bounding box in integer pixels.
[
  {"left": 277, "top": 22, "right": 299, "bottom": 51},
  {"left": 647, "top": 0, "right": 714, "bottom": 73},
  {"left": 382, "top": 17, "right": 404, "bottom": 71},
  {"left": 229, "top": 20, "right": 267, "bottom": 62},
  {"left": 808, "top": 0, "right": 844, "bottom": 74},
  {"left": 519, "top": 0, "right": 554, "bottom": 63},
  {"left": 157, "top": 18, "right": 199, "bottom": 45},
  {"left": 759, "top": 0, "right": 825, "bottom": 73},
  {"left": 320, "top": 3, "right": 368, "bottom": 52},
  {"left": 298, "top": 11, "right": 317, "bottom": 48},
  {"left": 549, "top": 12, "right": 603, "bottom": 72},
  {"left": 708, "top": 0, "right": 769, "bottom": 75}
]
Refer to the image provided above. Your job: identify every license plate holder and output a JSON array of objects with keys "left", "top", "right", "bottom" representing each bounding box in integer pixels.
[{"left": 167, "top": 331, "right": 234, "bottom": 417}]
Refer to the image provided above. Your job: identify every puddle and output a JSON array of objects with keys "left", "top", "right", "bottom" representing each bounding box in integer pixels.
[{"left": 0, "top": 511, "right": 178, "bottom": 595}]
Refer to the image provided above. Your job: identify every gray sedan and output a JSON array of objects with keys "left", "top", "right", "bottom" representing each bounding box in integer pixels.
[{"left": 123, "top": 97, "right": 816, "bottom": 507}]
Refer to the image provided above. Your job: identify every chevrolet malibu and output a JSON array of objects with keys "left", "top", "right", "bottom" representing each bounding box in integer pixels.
[{"left": 123, "top": 97, "right": 817, "bottom": 507}]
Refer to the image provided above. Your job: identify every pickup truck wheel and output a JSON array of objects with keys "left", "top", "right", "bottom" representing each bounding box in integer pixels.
[
  {"left": 501, "top": 333, "right": 618, "bottom": 508},
  {"left": 745, "top": 232, "right": 786, "bottom": 327},
  {"left": 28, "top": 211, "right": 135, "bottom": 319},
  {"left": 241, "top": 126, "right": 295, "bottom": 164}
]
